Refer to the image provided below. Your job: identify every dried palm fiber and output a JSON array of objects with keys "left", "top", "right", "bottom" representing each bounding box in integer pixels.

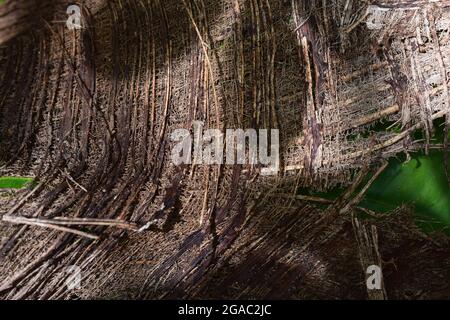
[
  {"left": 284, "top": 0, "right": 450, "bottom": 180},
  {"left": 0, "top": 0, "right": 449, "bottom": 299}
]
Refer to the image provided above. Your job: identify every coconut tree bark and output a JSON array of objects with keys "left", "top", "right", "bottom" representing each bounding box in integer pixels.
[{"left": 0, "top": 0, "right": 449, "bottom": 300}]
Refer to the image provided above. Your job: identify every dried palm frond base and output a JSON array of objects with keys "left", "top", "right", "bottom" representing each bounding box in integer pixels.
[{"left": 0, "top": 0, "right": 449, "bottom": 299}]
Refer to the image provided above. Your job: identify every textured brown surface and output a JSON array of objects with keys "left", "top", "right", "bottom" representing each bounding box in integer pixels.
[{"left": 0, "top": 0, "right": 449, "bottom": 299}]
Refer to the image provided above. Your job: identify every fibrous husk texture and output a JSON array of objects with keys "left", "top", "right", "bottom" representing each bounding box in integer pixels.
[{"left": 0, "top": 0, "right": 449, "bottom": 299}]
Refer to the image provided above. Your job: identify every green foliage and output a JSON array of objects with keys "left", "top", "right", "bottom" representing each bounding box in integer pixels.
[
  {"left": 303, "top": 122, "right": 450, "bottom": 235},
  {"left": 0, "top": 176, "right": 34, "bottom": 189},
  {"left": 360, "top": 151, "right": 450, "bottom": 234}
]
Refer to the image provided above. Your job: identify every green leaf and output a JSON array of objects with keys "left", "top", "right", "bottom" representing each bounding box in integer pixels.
[
  {"left": 0, "top": 176, "right": 34, "bottom": 189},
  {"left": 360, "top": 151, "right": 450, "bottom": 233}
]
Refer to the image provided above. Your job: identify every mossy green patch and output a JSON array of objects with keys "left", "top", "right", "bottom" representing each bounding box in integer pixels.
[{"left": 0, "top": 176, "right": 34, "bottom": 189}]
